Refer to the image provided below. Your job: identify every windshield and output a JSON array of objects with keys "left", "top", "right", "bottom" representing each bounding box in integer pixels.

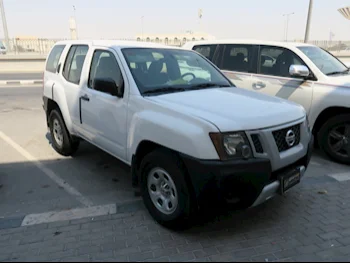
[
  {"left": 121, "top": 48, "right": 233, "bottom": 95},
  {"left": 298, "top": 46, "right": 348, "bottom": 76}
]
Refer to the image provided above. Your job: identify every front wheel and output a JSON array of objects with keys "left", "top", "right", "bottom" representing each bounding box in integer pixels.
[
  {"left": 318, "top": 114, "right": 350, "bottom": 165},
  {"left": 140, "top": 149, "right": 195, "bottom": 229}
]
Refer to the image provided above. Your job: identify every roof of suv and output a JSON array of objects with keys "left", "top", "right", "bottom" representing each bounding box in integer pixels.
[
  {"left": 54, "top": 40, "right": 183, "bottom": 50},
  {"left": 182, "top": 39, "right": 315, "bottom": 49}
]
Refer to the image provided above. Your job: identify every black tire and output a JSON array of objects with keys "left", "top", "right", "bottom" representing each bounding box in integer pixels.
[
  {"left": 140, "top": 148, "right": 195, "bottom": 229},
  {"left": 317, "top": 114, "right": 350, "bottom": 165},
  {"left": 49, "top": 109, "right": 79, "bottom": 156}
]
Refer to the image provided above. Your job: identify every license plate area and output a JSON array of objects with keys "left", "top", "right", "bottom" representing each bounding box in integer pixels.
[{"left": 278, "top": 167, "right": 301, "bottom": 195}]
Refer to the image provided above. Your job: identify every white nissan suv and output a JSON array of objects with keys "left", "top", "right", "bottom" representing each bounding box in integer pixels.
[
  {"left": 43, "top": 40, "right": 313, "bottom": 228},
  {"left": 183, "top": 40, "right": 350, "bottom": 165}
]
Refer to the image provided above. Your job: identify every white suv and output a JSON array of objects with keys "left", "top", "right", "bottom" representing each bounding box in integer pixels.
[
  {"left": 43, "top": 40, "right": 313, "bottom": 227},
  {"left": 0, "top": 41, "right": 7, "bottom": 55},
  {"left": 183, "top": 40, "right": 350, "bottom": 165}
]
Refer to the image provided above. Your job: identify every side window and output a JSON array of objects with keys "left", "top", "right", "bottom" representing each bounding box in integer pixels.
[
  {"left": 221, "top": 45, "right": 254, "bottom": 73},
  {"left": 259, "top": 46, "right": 306, "bottom": 78},
  {"left": 193, "top": 45, "right": 218, "bottom": 62},
  {"left": 46, "top": 45, "right": 66, "bottom": 73},
  {"left": 62, "top": 45, "right": 89, "bottom": 85},
  {"left": 88, "top": 50, "right": 123, "bottom": 92}
]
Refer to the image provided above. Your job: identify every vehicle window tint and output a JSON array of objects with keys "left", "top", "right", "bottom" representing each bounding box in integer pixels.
[
  {"left": 62, "top": 46, "right": 77, "bottom": 79},
  {"left": 89, "top": 50, "right": 123, "bottom": 92},
  {"left": 259, "top": 46, "right": 306, "bottom": 78},
  {"left": 122, "top": 48, "right": 232, "bottom": 94},
  {"left": 193, "top": 45, "right": 218, "bottom": 61},
  {"left": 46, "top": 45, "right": 66, "bottom": 73},
  {"left": 221, "top": 45, "right": 254, "bottom": 73},
  {"left": 63, "top": 45, "right": 89, "bottom": 84}
]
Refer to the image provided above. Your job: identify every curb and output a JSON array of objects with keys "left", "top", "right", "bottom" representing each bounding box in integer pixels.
[{"left": 0, "top": 80, "right": 43, "bottom": 85}]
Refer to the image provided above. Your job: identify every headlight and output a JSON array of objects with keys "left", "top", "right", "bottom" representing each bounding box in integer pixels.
[{"left": 209, "top": 132, "right": 252, "bottom": 160}]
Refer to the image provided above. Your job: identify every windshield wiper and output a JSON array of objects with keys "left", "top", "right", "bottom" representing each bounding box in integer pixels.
[
  {"left": 143, "top": 87, "right": 186, "bottom": 95},
  {"left": 188, "top": 83, "right": 231, "bottom": 90},
  {"left": 326, "top": 69, "right": 350, "bottom": 76}
]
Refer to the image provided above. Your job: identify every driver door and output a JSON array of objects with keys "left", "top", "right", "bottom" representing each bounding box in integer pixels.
[{"left": 78, "top": 48, "right": 128, "bottom": 160}]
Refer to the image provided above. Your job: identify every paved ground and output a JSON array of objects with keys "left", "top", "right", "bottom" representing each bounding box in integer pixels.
[
  {"left": 1, "top": 179, "right": 350, "bottom": 262},
  {"left": 0, "top": 73, "right": 42, "bottom": 81},
  {"left": 1, "top": 84, "right": 350, "bottom": 262}
]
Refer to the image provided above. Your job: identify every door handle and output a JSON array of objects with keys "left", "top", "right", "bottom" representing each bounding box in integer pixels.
[
  {"left": 253, "top": 81, "right": 266, "bottom": 89},
  {"left": 80, "top": 94, "right": 90, "bottom": 102}
]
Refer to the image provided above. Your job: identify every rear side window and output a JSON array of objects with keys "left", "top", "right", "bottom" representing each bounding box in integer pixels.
[
  {"left": 193, "top": 45, "right": 218, "bottom": 62},
  {"left": 62, "top": 45, "right": 89, "bottom": 85},
  {"left": 221, "top": 44, "right": 255, "bottom": 73},
  {"left": 46, "top": 45, "right": 65, "bottom": 73}
]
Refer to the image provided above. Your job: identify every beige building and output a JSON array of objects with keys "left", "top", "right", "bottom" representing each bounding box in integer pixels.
[{"left": 135, "top": 32, "right": 216, "bottom": 46}]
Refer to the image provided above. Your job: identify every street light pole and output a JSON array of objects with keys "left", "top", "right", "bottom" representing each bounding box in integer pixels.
[
  {"left": 304, "top": 0, "right": 313, "bottom": 43},
  {"left": 0, "top": 0, "right": 10, "bottom": 50},
  {"left": 73, "top": 5, "right": 78, "bottom": 39},
  {"left": 283, "top": 12, "right": 294, "bottom": 41},
  {"left": 141, "top": 16, "right": 144, "bottom": 41}
]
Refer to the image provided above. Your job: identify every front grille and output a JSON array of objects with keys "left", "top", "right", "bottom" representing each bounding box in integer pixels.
[
  {"left": 272, "top": 124, "right": 300, "bottom": 152},
  {"left": 251, "top": 134, "right": 264, "bottom": 153}
]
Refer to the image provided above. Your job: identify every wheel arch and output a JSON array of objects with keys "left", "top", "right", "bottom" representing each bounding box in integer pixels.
[
  {"left": 312, "top": 106, "right": 350, "bottom": 146},
  {"left": 131, "top": 140, "right": 198, "bottom": 210}
]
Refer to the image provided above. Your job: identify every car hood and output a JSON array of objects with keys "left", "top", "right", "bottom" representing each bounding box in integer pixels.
[
  {"left": 326, "top": 74, "right": 350, "bottom": 87},
  {"left": 146, "top": 87, "right": 305, "bottom": 132}
]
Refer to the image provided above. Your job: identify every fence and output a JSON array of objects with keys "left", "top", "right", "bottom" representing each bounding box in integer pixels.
[
  {"left": 1, "top": 38, "right": 350, "bottom": 55},
  {"left": 292, "top": 40, "right": 350, "bottom": 52},
  {"left": 0, "top": 38, "right": 183, "bottom": 55}
]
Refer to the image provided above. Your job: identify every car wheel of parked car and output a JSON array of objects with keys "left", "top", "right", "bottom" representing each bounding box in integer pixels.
[
  {"left": 318, "top": 114, "right": 350, "bottom": 165},
  {"left": 140, "top": 148, "right": 195, "bottom": 229},
  {"left": 49, "top": 109, "right": 79, "bottom": 156}
]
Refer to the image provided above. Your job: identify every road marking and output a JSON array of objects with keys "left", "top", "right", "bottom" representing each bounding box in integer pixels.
[
  {"left": 21, "top": 204, "right": 116, "bottom": 226},
  {"left": 0, "top": 131, "right": 94, "bottom": 207},
  {"left": 0, "top": 80, "right": 43, "bottom": 86},
  {"left": 328, "top": 172, "right": 350, "bottom": 182}
]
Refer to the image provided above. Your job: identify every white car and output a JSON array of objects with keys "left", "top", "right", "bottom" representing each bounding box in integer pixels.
[
  {"left": 43, "top": 40, "right": 313, "bottom": 227},
  {"left": 183, "top": 40, "right": 350, "bottom": 165},
  {"left": 0, "top": 41, "right": 6, "bottom": 55}
]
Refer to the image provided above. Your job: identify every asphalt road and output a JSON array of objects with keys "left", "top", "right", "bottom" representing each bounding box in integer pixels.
[
  {"left": 0, "top": 84, "right": 349, "bottom": 220},
  {"left": 0, "top": 85, "right": 139, "bottom": 219},
  {"left": 0, "top": 72, "right": 42, "bottom": 81}
]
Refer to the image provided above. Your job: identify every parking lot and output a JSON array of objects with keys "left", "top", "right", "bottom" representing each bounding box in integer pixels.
[{"left": 1, "top": 83, "right": 350, "bottom": 262}]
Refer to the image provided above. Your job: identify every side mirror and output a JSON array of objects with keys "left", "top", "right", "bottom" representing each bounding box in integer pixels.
[
  {"left": 94, "top": 78, "right": 124, "bottom": 98},
  {"left": 289, "top": 65, "right": 310, "bottom": 78}
]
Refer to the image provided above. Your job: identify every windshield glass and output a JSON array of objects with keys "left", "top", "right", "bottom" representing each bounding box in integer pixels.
[
  {"left": 0, "top": 41, "right": 5, "bottom": 48},
  {"left": 298, "top": 46, "right": 348, "bottom": 75},
  {"left": 121, "top": 48, "right": 233, "bottom": 95}
]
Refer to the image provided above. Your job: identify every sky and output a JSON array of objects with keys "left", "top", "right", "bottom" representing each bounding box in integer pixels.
[{"left": 1, "top": 0, "right": 350, "bottom": 41}]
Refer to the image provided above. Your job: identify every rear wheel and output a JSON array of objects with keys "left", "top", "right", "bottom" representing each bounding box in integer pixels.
[
  {"left": 49, "top": 109, "right": 79, "bottom": 156},
  {"left": 140, "top": 149, "right": 195, "bottom": 229},
  {"left": 318, "top": 114, "right": 350, "bottom": 165}
]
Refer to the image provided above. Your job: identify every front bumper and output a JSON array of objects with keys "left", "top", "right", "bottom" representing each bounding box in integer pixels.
[{"left": 180, "top": 134, "right": 314, "bottom": 209}]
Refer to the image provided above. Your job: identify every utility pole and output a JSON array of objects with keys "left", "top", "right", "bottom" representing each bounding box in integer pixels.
[
  {"left": 283, "top": 12, "right": 294, "bottom": 41},
  {"left": 304, "top": 0, "right": 313, "bottom": 43},
  {"left": 141, "top": 16, "right": 144, "bottom": 41},
  {"left": 0, "top": 0, "right": 10, "bottom": 50},
  {"left": 73, "top": 5, "right": 78, "bottom": 39}
]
